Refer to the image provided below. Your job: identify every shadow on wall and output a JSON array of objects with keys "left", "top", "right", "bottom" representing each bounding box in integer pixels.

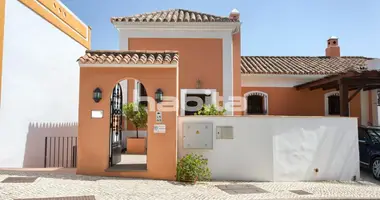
[{"left": 23, "top": 122, "right": 78, "bottom": 168}]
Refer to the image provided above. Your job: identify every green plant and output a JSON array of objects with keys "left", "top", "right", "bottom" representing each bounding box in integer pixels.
[
  {"left": 194, "top": 104, "right": 226, "bottom": 116},
  {"left": 176, "top": 153, "right": 211, "bottom": 183},
  {"left": 123, "top": 103, "right": 148, "bottom": 138}
]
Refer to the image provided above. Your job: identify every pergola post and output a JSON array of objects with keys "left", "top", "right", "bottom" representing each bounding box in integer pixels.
[{"left": 339, "top": 79, "right": 349, "bottom": 117}]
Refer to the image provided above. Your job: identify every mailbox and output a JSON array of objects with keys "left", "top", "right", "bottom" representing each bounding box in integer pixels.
[{"left": 216, "top": 126, "right": 234, "bottom": 139}]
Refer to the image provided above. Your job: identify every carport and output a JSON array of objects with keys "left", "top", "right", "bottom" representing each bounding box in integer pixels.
[{"left": 295, "top": 70, "right": 380, "bottom": 117}]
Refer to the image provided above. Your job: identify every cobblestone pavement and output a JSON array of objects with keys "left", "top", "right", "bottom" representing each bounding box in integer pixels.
[{"left": 1, "top": 170, "right": 380, "bottom": 200}]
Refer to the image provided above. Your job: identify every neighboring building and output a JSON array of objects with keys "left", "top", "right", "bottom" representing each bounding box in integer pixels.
[
  {"left": 0, "top": 0, "right": 91, "bottom": 167},
  {"left": 113, "top": 9, "right": 377, "bottom": 132}
]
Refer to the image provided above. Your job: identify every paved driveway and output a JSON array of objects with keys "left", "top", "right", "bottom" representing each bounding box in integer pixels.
[
  {"left": 360, "top": 169, "right": 380, "bottom": 185},
  {"left": 1, "top": 169, "right": 380, "bottom": 200}
]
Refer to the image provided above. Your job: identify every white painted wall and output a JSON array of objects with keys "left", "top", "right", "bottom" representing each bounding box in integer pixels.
[
  {"left": 0, "top": 1, "right": 86, "bottom": 167},
  {"left": 371, "top": 90, "right": 379, "bottom": 126},
  {"left": 23, "top": 122, "right": 78, "bottom": 168},
  {"left": 119, "top": 80, "right": 128, "bottom": 104},
  {"left": 241, "top": 74, "right": 325, "bottom": 87},
  {"left": 178, "top": 116, "right": 359, "bottom": 181}
]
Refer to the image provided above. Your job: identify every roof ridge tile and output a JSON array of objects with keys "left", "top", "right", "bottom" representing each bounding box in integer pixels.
[{"left": 111, "top": 8, "right": 238, "bottom": 23}]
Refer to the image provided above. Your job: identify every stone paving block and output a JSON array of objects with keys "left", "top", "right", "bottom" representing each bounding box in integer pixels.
[
  {"left": 15, "top": 195, "right": 96, "bottom": 200},
  {"left": 1, "top": 177, "right": 38, "bottom": 183},
  {"left": 216, "top": 184, "right": 269, "bottom": 194},
  {"left": 289, "top": 190, "right": 312, "bottom": 195}
]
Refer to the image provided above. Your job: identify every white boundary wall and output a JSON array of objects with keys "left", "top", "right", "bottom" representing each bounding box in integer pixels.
[
  {"left": 0, "top": 1, "right": 85, "bottom": 167},
  {"left": 178, "top": 116, "right": 360, "bottom": 181}
]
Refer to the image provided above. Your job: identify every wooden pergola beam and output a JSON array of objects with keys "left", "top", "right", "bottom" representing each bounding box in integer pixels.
[
  {"left": 363, "top": 85, "right": 380, "bottom": 91},
  {"left": 295, "top": 71, "right": 359, "bottom": 90},
  {"left": 348, "top": 87, "right": 362, "bottom": 102}
]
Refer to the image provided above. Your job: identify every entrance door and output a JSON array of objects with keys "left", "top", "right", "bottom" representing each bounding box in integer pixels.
[{"left": 109, "top": 83, "right": 123, "bottom": 166}]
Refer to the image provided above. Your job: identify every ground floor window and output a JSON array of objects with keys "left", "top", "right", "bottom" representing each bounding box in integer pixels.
[
  {"left": 328, "top": 95, "right": 340, "bottom": 115},
  {"left": 139, "top": 83, "right": 148, "bottom": 107},
  {"left": 325, "top": 91, "right": 348, "bottom": 116},
  {"left": 134, "top": 81, "right": 148, "bottom": 107},
  {"left": 244, "top": 91, "right": 268, "bottom": 115}
]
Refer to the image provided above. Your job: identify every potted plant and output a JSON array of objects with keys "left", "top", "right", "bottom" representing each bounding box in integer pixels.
[{"left": 123, "top": 103, "right": 148, "bottom": 154}]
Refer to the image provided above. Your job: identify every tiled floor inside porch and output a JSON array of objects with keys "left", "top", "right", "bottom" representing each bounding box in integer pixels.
[{"left": 106, "top": 154, "right": 147, "bottom": 172}]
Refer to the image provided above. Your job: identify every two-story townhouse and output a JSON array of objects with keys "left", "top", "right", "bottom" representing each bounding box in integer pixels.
[{"left": 75, "top": 8, "right": 379, "bottom": 180}]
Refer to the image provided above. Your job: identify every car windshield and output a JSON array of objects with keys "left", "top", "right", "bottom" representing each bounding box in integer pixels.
[{"left": 367, "top": 129, "right": 380, "bottom": 144}]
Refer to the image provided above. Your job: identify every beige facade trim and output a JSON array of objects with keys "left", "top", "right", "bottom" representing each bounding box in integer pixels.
[{"left": 18, "top": 0, "right": 91, "bottom": 49}]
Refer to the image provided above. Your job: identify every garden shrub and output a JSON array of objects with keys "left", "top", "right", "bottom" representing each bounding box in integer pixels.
[{"left": 176, "top": 153, "right": 211, "bottom": 183}]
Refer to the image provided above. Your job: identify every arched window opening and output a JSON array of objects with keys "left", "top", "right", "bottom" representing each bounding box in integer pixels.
[{"left": 245, "top": 91, "right": 268, "bottom": 115}]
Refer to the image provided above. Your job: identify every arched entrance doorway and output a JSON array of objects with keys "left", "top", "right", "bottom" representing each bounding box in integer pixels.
[{"left": 109, "top": 78, "right": 149, "bottom": 170}]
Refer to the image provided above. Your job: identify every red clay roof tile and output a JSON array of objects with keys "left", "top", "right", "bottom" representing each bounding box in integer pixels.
[
  {"left": 241, "top": 56, "right": 372, "bottom": 75},
  {"left": 78, "top": 50, "right": 179, "bottom": 65},
  {"left": 111, "top": 9, "right": 238, "bottom": 23}
]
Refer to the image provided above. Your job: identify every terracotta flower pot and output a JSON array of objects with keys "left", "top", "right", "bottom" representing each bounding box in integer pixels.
[{"left": 126, "top": 137, "right": 146, "bottom": 154}]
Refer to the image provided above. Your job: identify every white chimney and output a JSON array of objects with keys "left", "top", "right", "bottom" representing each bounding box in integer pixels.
[{"left": 229, "top": 9, "right": 240, "bottom": 20}]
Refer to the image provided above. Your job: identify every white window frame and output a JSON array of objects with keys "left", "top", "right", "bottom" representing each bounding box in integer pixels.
[
  {"left": 180, "top": 89, "right": 217, "bottom": 116},
  {"left": 324, "top": 91, "right": 350, "bottom": 116},
  {"left": 244, "top": 91, "right": 269, "bottom": 115}
]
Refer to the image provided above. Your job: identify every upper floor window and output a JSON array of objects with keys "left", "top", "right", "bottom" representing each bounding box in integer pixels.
[{"left": 244, "top": 91, "right": 268, "bottom": 115}]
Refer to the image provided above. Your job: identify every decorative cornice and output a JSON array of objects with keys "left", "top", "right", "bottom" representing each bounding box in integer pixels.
[
  {"left": 18, "top": 0, "right": 91, "bottom": 49},
  {"left": 114, "top": 22, "right": 241, "bottom": 33}
]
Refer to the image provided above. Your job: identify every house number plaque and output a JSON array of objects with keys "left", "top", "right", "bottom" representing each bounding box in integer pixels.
[{"left": 156, "top": 111, "right": 162, "bottom": 123}]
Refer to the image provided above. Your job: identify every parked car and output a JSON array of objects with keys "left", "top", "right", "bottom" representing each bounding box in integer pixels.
[{"left": 358, "top": 126, "right": 380, "bottom": 180}]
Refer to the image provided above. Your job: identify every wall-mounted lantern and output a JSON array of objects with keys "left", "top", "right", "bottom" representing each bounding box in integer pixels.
[
  {"left": 93, "top": 87, "right": 102, "bottom": 103},
  {"left": 155, "top": 88, "right": 163, "bottom": 103}
]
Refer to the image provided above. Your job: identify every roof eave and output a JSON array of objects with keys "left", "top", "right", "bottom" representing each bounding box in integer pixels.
[{"left": 112, "top": 21, "right": 241, "bottom": 32}]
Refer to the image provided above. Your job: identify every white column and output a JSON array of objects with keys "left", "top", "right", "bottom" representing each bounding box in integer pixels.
[{"left": 222, "top": 34, "right": 233, "bottom": 115}]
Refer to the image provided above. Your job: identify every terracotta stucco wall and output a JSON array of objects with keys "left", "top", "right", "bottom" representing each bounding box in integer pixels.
[
  {"left": 242, "top": 87, "right": 362, "bottom": 122},
  {"left": 129, "top": 38, "right": 223, "bottom": 108},
  {"left": 78, "top": 67, "right": 177, "bottom": 180}
]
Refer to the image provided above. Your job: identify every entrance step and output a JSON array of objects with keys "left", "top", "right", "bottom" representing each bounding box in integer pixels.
[{"left": 105, "top": 164, "right": 147, "bottom": 172}]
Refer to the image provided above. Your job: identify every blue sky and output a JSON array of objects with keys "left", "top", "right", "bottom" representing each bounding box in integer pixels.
[{"left": 62, "top": 0, "right": 380, "bottom": 58}]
